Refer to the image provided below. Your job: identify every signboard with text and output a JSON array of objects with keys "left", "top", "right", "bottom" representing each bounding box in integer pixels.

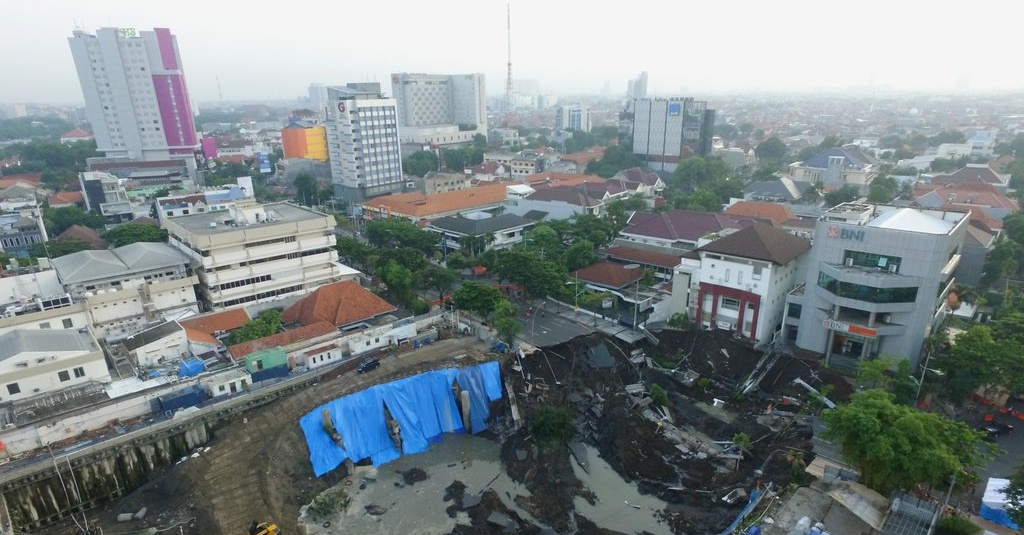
[
  {"left": 257, "top": 152, "right": 271, "bottom": 174},
  {"left": 823, "top": 318, "right": 877, "bottom": 338}
]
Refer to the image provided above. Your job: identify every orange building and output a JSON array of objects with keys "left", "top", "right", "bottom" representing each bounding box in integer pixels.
[{"left": 281, "top": 125, "right": 327, "bottom": 161}]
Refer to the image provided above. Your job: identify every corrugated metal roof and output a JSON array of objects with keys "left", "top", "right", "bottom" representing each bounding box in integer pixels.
[{"left": 0, "top": 329, "right": 95, "bottom": 361}]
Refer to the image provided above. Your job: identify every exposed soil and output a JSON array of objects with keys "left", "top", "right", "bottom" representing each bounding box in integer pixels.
[{"left": 32, "top": 329, "right": 847, "bottom": 535}]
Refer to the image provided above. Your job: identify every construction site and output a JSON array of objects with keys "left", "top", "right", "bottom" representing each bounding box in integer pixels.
[{"left": 28, "top": 327, "right": 853, "bottom": 535}]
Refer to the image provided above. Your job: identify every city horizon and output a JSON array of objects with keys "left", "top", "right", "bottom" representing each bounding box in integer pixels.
[{"left": 3, "top": 0, "right": 1024, "bottom": 105}]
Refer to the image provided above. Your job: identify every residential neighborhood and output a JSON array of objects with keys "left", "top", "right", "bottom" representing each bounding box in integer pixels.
[{"left": 0, "top": 6, "right": 1023, "bottom": 535}]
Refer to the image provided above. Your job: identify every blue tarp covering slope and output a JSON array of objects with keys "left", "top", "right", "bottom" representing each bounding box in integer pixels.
[
  {"left": 300, "top": 362, "right": 503, "bottom": 476},
  {"left": 980, "top": 505, "right": 1020, "bottom": 530},
  {"left": 177, "top": 359, "right": 205, "bottom": 378}
]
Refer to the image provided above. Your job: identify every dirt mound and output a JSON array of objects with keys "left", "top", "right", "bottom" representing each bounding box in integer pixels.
[{"left": 401, "top": 467, "right": 429, "bottom": 485}]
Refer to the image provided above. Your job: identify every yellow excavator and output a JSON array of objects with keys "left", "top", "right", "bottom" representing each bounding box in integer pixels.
[{"left": 248, "top": 520, "right": 281, "bottom": 535}]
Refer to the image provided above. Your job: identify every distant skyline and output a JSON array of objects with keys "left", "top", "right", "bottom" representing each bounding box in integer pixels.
[{"left": 3, "top": 0, "right": 1024, "bottom": 105}]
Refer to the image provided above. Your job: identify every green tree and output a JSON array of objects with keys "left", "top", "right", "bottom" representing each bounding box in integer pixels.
[
  {"left": 754, "top": 137, "right": 788, "bottom": 161},
  {"left": 680, "top": 187, "right": 723, "bottom": 212},
  {"left": 672, "top": 156, "right": 729, "bottom": 192},
  {"left": 867, "top": 175, "right": 900, "bottom": 203},
  {"left": 365, "top": 218, "right": 439, "bottom": 255},
  {"left": 731, "top": 432, "right": 753, "bottom": 456},
  {"left": 101, "top": 223, "right": 168, "bottom": 247},
  {"left": 890, "top": 359, "right": 920, "bottom": 406},
  {"left": 416, "top": 265, "right": 458, "bottom": 303},
  {"left": 529, "top": 406, "right": 575, "bottom": 451},
  {"left": 650, "top": 383, "right": 670, "bottom": 407},
  {"left": 822, "top": 389, "right": 995, "bottom": 494},
  {"left": 459, "top": 233, "right": 495, "bottom": 257},
  {"left": 605, "top": 196, "right": 649, "bottom": 233},
  {"left": 0, "top": 116, "right": 75, "bottom": 141},
  {"left": 569, "top": 213, "right": 615, "bottom": 246},
  {"left": 229, "top": 310, "right": 282, "bottom": 345},
  {"left": 1006, "top": 461, "right": 1024, "bottom": 527},
  {"left": 451, "top": 281, "right": 505, "bottom": 320},
  {"left": 374, "top": 247, "right": 429, "bottom": 274},
  {"left": 44, "top": 206, "right": 106, "bottom": 235},
  {"left": 29, "top": 238, "right": 95, "bottom": 258},
  {"left": 940, "top": 325, "right": 1002, "bottom": 402},
  {"left": 379, "top": 260, "right": 415, "bottom": 306},
  {"left": 585, "top": 144, "right": 642, "bottom": 178},
  {"left": 856, "top": 357, "right": 892, "bottom": 389},
  {"left": 492, "top": 299, "right": 521, "bottom": 345},
  {"left": 489, "top": 248, "right": 567, "bottom": 299},
  {"left": 564, "top": 239, "right": 595, "bottom": 271},
  {"left": 402, "top": 150, "right": 438, "bottom": 177},
  {"left": 714, "top": 123, "right": 739, "bottom": 141},
  {"left": 293, "top": 172, "right": 319, "bottom": 206},
  {"left": 981, "top": 238, "right": 1023, "bottom": 287},
  {"left": 824, "top": 185, "right": 861, "bottom": 207},
  {"left": 335, "top": 236, "right": 371, "bottom": 272}
]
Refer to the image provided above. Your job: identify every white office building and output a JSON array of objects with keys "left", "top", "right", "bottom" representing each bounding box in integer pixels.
[
  {"left": 68, "top": 27, "right": 199, "bottom": 161},
  {"left": 325, "top": 83, "right": 404, "bottom": 204},
  {"left": 390, "top": 73, "right": 487, "bottom": 147},
  {"left": 556, "top": 105, "right": 592, "bottom": 133},
  {"left": 164, "top": 200, "right": 342, "bottom": 310},
  {"left": 783, "top": 203, "right": 969, "bottom": 370}
]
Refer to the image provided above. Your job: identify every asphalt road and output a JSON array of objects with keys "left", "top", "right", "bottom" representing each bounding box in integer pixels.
[
  {"left": 966, "top": 413, "right": 1023, "bottom": 507},
  {"left": 518, "top": 308, "right": 595, "bottom": 348}
]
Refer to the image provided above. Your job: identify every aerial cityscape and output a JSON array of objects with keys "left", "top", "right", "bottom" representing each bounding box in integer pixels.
[{"left": 1, "top": 2, "right": 1024, "bottom": 535}]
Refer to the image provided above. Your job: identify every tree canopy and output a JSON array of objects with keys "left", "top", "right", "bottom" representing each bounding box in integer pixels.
[
  {"left": 43, "top": 206, "right": 106, "bottom": 236},
  {"left": 451, "top": 281, "right": 505, "bottom": 320},
  {"left": 938, "top": 324, "right": 1024, "bottom": 402},
  {"left": 402, "top": 150, "right": 438, "bottom": 177},
  {"left": 102, "top": 223, "right": 168, "bottom": 247},
  {"left": 585, "top": 145, "right": 642, "bottom": 178},
  {"left": 365, "top": 218, "right": 439, "bottom": 255},
  {"left": 229, "top": 310, "right": 282, "bottom": 345},
  {"left": 822, "top": 389, "right": 995, "bottom": 494},
  {"left": 754, "top": 137, "right": 788, "bottom": 161},
  {"left": 29, "top": 238, "right": 95, "bottom": 258},
  {"left": 824, "top": 185, "right": 861, "bottom": 207},
  {"left": 671, "top": 156, "right": 729, "bottom": 192},
  {"left": 492, "top": 299, "right": 521, "bottom": 345}
]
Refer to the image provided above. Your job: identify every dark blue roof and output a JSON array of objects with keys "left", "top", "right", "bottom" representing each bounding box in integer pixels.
[{"left": 801, "top": 147, "right": 874, "bottom": 170}]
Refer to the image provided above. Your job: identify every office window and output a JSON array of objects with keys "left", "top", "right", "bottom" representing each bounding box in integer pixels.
[
  {"left": 720, "top": 297, "right": 740, "bottom": 311},
  {"left": 724, "top": 269, "right": 731, "bottom": 282},
  {"left": 59, "top": 371, "right": 70, "bottom": 382},
  {"left": 63, "top": 318, "right": 73, "bottom": 329},
  {"left": 74, "top": 367, "right": 85, "bottom": 378},
  {"left": 6, "top": 383, "right": 19, "bottom": 395}
]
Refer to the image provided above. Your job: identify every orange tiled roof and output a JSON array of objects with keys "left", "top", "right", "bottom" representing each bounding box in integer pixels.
[
  {"left": 561, "top": 148, "right": 605, "bottom": 166},
  {"left": 361, "top": 182, "right": 508, "bottom": 219},
  {"left": 723, "top": 201, "right": 796, "bottom": 227},
  {"left": 48, "top": 190, "right": 84, "bottom": 206},
  {"left": 56, "top": 225, "right": 107, "bottom": 249},
  {"left": 282, "top": 280, "right": 396, "bottom": 327},
  {"left": 227, "top": 321, "right": 335, "bottom": 358},
  {"left": 184, "top": 328, "right": 220, "bottom": 346},
  {"left": 571, "top": 261, "right": 644, "bottom": 290},
  {"left": 180, "top": 308, "right": 251, "bottom": 336},
  {"left": 0, "top": 173, "right": 41, "bottom": 188}
]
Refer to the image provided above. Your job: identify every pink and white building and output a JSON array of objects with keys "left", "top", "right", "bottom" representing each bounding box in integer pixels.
[{"left": 69, "top": 27, "right": 199, "bottom": 162}]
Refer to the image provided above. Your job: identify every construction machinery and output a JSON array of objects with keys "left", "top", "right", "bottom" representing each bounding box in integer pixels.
[{"left": 248, "top": 520, "right": 281, "bottom": 535}]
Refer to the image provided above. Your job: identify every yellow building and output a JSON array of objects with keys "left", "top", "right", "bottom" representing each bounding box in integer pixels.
[{"left": 281, "top": 125, "right": 327, "bottom": 161}]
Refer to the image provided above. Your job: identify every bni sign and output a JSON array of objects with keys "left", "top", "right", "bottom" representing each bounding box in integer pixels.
[
  {"left": 823, "top": 318, "right": 877, "bottom": 338},
  {"left": 826, "top": 225, "right": 865, "bottom": 241}
]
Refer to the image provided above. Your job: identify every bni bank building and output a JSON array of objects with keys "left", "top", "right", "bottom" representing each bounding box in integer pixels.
[{"left": 783, "top": 203, "right": 968, "bottom": 369}]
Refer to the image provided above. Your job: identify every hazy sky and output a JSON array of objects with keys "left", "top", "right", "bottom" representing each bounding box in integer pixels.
[{"left": 4, "top": 0, "right": 1023, "bottom": 105}]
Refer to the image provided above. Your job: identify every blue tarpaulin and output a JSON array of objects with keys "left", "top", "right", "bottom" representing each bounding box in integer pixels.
[
  {"left": 718, "top": 488, "right": 766, "bottom": 535},
  {"left": 300, "top": 362, "right": 503, "bottom": 477},
  {"left": 177, "top": 359, "right": 206, "bottom": 378}
]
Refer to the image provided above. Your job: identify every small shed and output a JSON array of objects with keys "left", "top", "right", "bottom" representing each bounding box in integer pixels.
[
  {"left": 203, "top": 368, "right": 250, "bottom": 398},
  {"left": 244, "top": 346, "right": 287, "bottom": 373}
]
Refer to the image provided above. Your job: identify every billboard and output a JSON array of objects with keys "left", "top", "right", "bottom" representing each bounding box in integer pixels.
[{"left": 257, "top": 152, "right": 272, "bottom": 174}]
